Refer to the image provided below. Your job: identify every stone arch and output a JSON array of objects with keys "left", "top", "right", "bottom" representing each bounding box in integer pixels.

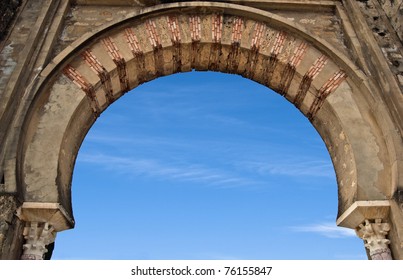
[{"left": 13, "top": 2, "right": 402, "bottom": 259}]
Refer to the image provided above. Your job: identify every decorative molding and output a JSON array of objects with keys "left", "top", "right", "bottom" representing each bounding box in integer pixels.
[
  {"left": 231, "top": 17, "right": 243, "bottom": 44},
  {"left": 251, "top": 22, "right": 266, "bottom": 50},
  {"left": 102, "top": 36, "right": 129, "bottom": 93},
  {"left": 125, "top": 27, "right": 147, "bottom": 83},
  {"left": 306, "top": 54, "right": 328, "bottom": 79},
  {"left": 265, "top": 31, "right": 287, "bottom": 84},
  {"left": 81, "top": 49, "right": 114, "bottom": 103},
  {"left": 145, "top": 19, "right": 161, "bottom": 49},
  {"left": 189, "top": 15, "right": 201, "bottom": 42},
  {"left": 167, "top": 15, "right": 181, "bottom": 44},
  {"left": 289, "top": 41, "right": 309, "bottom": 68},
  {"left": 271, "top": 31, "right": 287, "bottom": 56},
  {"left": 278, "top": 41, "right": 308, "bottom": 95},
  {"left": 212, "top": 14, "right": 223, "bottom": 43},
  {"left": 293, "top": 54, "right": 328, "bottom": 108},
  {"left": 63, "top": 65, "right": 100, "bottom": 114},
  {"left": 308, "top": 70, "right": 347, "bottom": 120},
  {"left": 125, "top": 27, "right": 142, "bottom": 55}
]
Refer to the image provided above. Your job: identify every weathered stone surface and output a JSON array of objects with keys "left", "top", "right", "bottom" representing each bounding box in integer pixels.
[
  {"left": 0, "top": 0, "right": 402, "bottom": 260},
  {"left": 377, "top": 0, "right": 403, "bottom": 41},
  {"left": 0, "top": 194, "right": 17, "bottom": 254},
  {"left": 0, "top": 194, "right": 23, "bottom": 260},
  {"left": 0, "top": 0, "right": 21, "bottom": 41},
  {"left": 357, "top": 0, "right": 403, "bottom": 90}
]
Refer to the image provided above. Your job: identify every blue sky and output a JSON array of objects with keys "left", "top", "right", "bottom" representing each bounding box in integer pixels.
[{"left": 52, "top": 71, "right": 366, "bottom": 260}]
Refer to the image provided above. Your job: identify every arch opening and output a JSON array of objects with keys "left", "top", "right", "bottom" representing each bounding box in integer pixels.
[{"left": 53, "top": 71, "right": 364, "bottom": 259}]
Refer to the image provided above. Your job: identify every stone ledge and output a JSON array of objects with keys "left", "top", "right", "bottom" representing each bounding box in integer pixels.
[
  {"left": 336, "top": 200, "right": 391, "bottom": 229},
  {"left": 16, "top": 202, "right": 74, "bottom": 232}
]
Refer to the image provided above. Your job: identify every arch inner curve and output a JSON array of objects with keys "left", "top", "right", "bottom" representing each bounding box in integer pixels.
[{"left": 18, "top": 2, "right": 392, "bottom": 239}]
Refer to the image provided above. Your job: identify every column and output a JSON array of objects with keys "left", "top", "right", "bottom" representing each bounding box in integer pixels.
[
  {"left": 356, "top": 219, "right": 392, "bottom": 260},
  {"left": 16, "top": 202, "right": 75, "bottom": 260},
  {"left": 21, "top": 222, "right": 56, "bottom": 260}
]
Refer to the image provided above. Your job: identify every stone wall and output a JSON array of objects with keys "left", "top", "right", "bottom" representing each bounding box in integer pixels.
[
  {"left": 0, "top": 0, "right": 21, "bottom": 41},
  {"left": 377, "top": 0, "right": 403, "bottom": 41},
  {"left": 0, "top": 194, "right": 23, "bottom": 260},
  {"left": 357, "top": 0, "right": 403, "bottom": 89}
]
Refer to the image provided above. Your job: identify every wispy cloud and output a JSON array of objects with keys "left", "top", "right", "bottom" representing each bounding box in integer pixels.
[
  {"left": 85, "top": 134, "right": 185, "bottom": 148},
  {"left": 78, "top": 153, "right": 258, "bottom": 187},
  {"left": 291, "top": 222, "right": 356, "bottom": 238},
  {"left": 82, "top": 132, "right": 335, "bottom": 186},
  {"left": 235, "top": 158, "right": 335, "bottom": 178}
]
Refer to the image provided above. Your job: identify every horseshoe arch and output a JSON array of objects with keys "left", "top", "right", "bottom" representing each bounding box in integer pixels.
[{"left": 1, "top": 1, "right": 401, "bottom": 259}]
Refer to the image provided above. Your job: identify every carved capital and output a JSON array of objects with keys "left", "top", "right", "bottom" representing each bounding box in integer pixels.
[
  {"left": 21, "top": 222, "right": 56, "bottom": 260},
  {"left": 356, "top": 219, "right": 392, "bottom": 260}
]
